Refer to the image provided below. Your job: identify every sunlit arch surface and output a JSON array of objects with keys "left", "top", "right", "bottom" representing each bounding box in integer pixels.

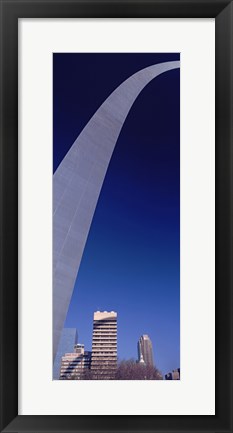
[{"left": 53, "top": 61, "right": 180, "bottom": 361}]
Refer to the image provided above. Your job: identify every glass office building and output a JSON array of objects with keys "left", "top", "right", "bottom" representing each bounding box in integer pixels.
[{"left": 53, "top": 328, "right": 78, "bottom": 379}]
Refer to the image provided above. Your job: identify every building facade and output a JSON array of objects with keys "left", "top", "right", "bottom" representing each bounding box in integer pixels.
[
  {"left": 60, "top": 344, "right": 91, "bottom": 380},
  {"left": 138, "top": 334, "right": 154, "bottom": 366},
  {"left": 53, "top": 328, "right": 78, "bottom": 379},
  {"left": 165, "top": 368, "right": 180, "bottom": 380},
  {"left": 91, "top": 311, "right": 117, "bottom": 379}
]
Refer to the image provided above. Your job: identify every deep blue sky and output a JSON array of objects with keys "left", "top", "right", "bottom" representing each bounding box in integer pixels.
[{"left": 53, "top": 53, "right": 180, "bottom": 375}]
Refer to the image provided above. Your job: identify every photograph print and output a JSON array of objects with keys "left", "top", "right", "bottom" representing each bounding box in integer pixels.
[{"left": 53, "top": 53, "right": 180, "bottom": 381}]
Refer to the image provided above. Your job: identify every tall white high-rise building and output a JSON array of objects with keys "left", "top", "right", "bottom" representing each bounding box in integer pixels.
[
  {"left": 91, "top": 311, "right": 117, "bottom": 379},
  {"left": 138, "top": 334, "right": 154, "bottom": 366}
]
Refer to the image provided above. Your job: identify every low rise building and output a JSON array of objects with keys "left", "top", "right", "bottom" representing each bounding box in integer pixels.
[
  {"left": 60, "top": 344, "right": 91, "bottom": 380},
  {"left": 165, "top": 368, "right": 180, "bottom": 380}
]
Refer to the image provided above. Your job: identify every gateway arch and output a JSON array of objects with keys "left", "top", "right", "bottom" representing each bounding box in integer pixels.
[{"left": 53, "top": 60, "right": 180, "bottom": 361}]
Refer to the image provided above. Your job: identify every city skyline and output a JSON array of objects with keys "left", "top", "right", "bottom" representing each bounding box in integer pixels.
[
  {"left": 55, "top": 321, "right": 179, "bottom": 380},
  {"left": 54, "top": 53, "right": 180, "bottom": 375},
  {"left": 57, "top": 324, "right": 160, "bottom": 366}
]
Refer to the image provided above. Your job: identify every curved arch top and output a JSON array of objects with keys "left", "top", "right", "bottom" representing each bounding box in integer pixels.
[{"left": 53, "top": 60, "right": 180, "bottom": 360}]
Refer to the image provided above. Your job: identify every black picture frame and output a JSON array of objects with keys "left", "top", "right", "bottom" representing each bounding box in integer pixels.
[{"left": 0, "top": 1, "right": 232, "bottom": 432}]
